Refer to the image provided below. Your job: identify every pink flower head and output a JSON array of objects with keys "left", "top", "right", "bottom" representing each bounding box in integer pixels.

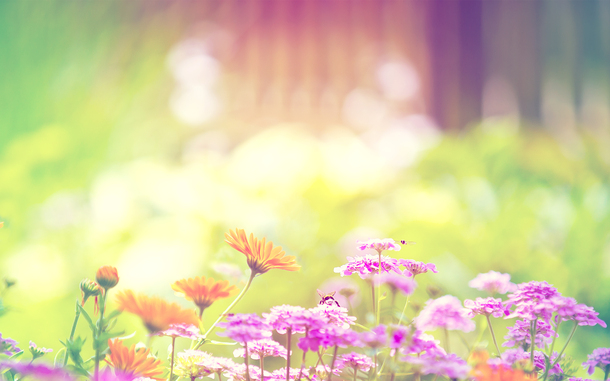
[
  {"left": 268, "top": 367, "right": 308, "bottom": 381},
  {"left": 463, "top": 297, "right": 509, "bottom": 318},
  {"left": 500, "top": 348, "right": 562, "bottom": 375},
  {"left": 469, "top": 271, "right": 517, "bottom": 295},
  {"left": 359, "top": 325, "right": 387, "bottom": 349},
  {"left": 224, "top": 363, "right": 266, "bottom": 381},
  {"left": 233, "top": 339, "right": 288, "bottom": 360},
  {"left": 0, "top": 361, "right": 76, "bottom": 381},
  {"left": 503, "top": 319, "right": 557, "bottom": 349},
  {"left": 263, "top": 305, "right": 308, "bottom": 334},
  {"left": 98, "top": 369, "right": 138, "bottom": 381},
  {"left": 552, "top": 296, "right": 607, "bottom": 328},
  {"left": 335, "top": 352, "right": 374, "bottom": 373},
  {"left": 506, "top": 281, "right": 561, "bottom": 322},
  {"left": 583, "top": 347, "right": 610, "bottom": 375},
  {"left": 217, "top": 313, "right": 272, "bottom": 343},
  {"left": 154, "top": 323, "right": 202, "bottom": 340},
  {"left": 0, "top": 334, "right": 21, "bottom": 356},
  {"left": 298, "top": 325, "right": 360, "bottom": 352},
  {"left": 415, "top": 295, "right": 475, "bottom": 332},
  {"left": 403, "top": 352, "right": 470, "bottom": 379},
  {"left": 357, "top": 238, "right": 401, "bottom": 252},
  {"left": 28, "top": 341, "right": 52, "bottom": 360},
  {"left": 401, "top": 329, "right": 445, "bottom": 355},
  {"left": 399, "top": 259, "right": 438, "bottom": 277},
  {"left": 309, "top": 304, "right": 356, "bottom": 329},
  {"left": 334, "top": 254, "right": 401, "bottom": 279},
  {"left": 374, "top": 271, "right": 417, "bottom": 296}
]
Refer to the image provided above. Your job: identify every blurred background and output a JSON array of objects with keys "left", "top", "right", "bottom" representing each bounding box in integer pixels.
[{"left": 1, "top": 0, "right": 610, "bottom": 376}]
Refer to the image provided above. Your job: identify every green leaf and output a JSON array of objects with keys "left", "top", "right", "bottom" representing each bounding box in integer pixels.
[
  {"left": 103, "top": 309, "right": 122, "bottom": 321},
  {"left": 53, "top": 347, "right": 67, "bottom": 367},
  {"left": 98, "top": 330, "right": 125, "bottom": 343},
  {"left": 76, "top": 303, "right": 97, "bottom": 333},
  {"left": 8, "top": 351, "right": 23, "bottom": 360}
]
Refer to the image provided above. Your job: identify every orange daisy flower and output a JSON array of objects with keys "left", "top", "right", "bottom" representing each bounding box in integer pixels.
[
  {"left": 105, "top": 339, "right": 165, "bottom": 380},
  {"left": 172, "top": 276, "right": 238, "bottom": 318},
  {"left": 115, "top": 290, "right": 199, "bottom": 333},
  {"left": 225, "top": 228, "right": 300, "bottom": 275}
]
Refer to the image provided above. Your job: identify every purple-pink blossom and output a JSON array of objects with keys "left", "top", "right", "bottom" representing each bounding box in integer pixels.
[
  {"left": 463, "top": 297, "right": 509, "bottom": 318},
  {"left": 552, "top": 296, "right": 607, "bottom": 328},
  {"left": 334, "top": 254, "right": 401, "bottom": 279},
  {"left": 374, "top": 271, "right": 417, "bottom": 296},
  {"left": 469, "top": 271, "right": 517, "bottom": 295},
  {"left": 359, "top": 325, "right": 388, "bottom": 349},
  {"left": 357, "top": 238, "right": 401, "bottom": 252},
  {"left": 267, "top": 367, "right": 308, "bottom": 381},
  {"left": 506, "top": 281, "right": 561, "bottom": 322},
  {"left": 403, "top": 352, "right": 470, "bottom": 379},
  {"left": 0, "top": 334, "right": 20, "bottom": 356},
  {"left": 217, "top": 313, "right": 272, "bottom": 343},
  {"left": 335, "top": 352, "right": 374, "bottom": 373},
  {"left": 263, "top": 305, "right": 309, "bottom": 334},
  {"left": 399, "top": 259, "right": 438, "bottom": 277},
  {"left": 233, "top": 339, "right": 288, "bottom": 360},
  {"left": 583, "top": 347, "right": 610, "bottom": 375},
  {"left": 154, "top": 323, "right": 202, "bottom": 340},
  {"left": 500, "top": 348, "right": 562, "bottom": 374},
  {"left": 415, "top": 295, "right": 475, "bottom": 332},
  {"left": 503, "top": 319, "right": 557, "bottom": 349},
  {"left": 309, "top": 304, "right": 356, "bottom": 329},
  {"left": 298, "top": 325, "right": 360, "bottom": 352},
  {"left": 0, "top": 361, "right": 76, "bottom": 381}
]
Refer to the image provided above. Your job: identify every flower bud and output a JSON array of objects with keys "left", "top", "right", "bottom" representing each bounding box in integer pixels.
[
  {"left": 80, "top": 279, "right": 102, "bottom": 315},
  {"left": 29, "top": 341, "right": 52, "bottom": 360},
  {"left": 96, "top": 266, "right": 119, "bottom": 290}
]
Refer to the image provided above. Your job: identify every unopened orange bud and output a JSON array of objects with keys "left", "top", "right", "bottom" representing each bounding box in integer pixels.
[
  {"left": 80, "top": 279, "right": 102, "bottom": 314},
  {"left": 96, "top": 266, "right": 119, "bottom": 290}
]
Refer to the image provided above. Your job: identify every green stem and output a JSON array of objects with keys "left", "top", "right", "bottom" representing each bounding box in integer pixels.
[
  {"left": 244, "top": 342, "right": 251, "bottom": 381},
  {"left": 397, "top": 275, "right": 416, "bottom": 326},
  {"left": 260, "top": 355, "right": 264, "bottom": 381},
  {"left": 486, "top": 315, "right": 502, "bottom": 357},
  {"left": 548, "top": 321, "right": 560, "bottom": 357},
  {"left": 196, "top": 271, "right": 256, "bottom": 349},
  {"left": 352, "top": 366, "right": 357, "bottom": 381},
  {"left": 297, "top": 338, "right": 308, "bottom": 381},
  {"left": 329, "top": 345, "right": 338, "bottom": 381},
  {"left": 548, "top": 321, "right": 578, "bottom": 370},
  {"left": 168, "top": 336, "right": 176, "bottom": 381},
  {"left": 444, "top": 328, "right": 450, "bottom": 353},
  {"left": 530, "top": 319, "right": 536, "bottom": 368},
  {"left": 63, "top": 300, "right": 81, "bottom": 366},
  {"left": 371, "top": 284, "right": 376, "bottom": 319},
  {"left": 285, "top": 328, "right": 292, "bottom": 381},
  {"left": 377, "top": 250, "right": 382, "bottom": 325},
  {"left": 604, "top": 365, "right": 610, "bottom": 381},
  {"left": 94, "top": 292, "right": 107, "bottom": 381}
]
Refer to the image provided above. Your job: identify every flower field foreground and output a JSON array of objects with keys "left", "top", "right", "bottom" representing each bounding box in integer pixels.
[{"left": 0, "top": 229, "right": 609, "bottom": 381}]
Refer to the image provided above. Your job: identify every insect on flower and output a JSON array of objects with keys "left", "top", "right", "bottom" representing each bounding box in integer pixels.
[
  {"left": 400, "top": 240, "right": 416, "bottom": 245},
  {"left": 317, "top": 289, "right": 340, "bottom": 307}
]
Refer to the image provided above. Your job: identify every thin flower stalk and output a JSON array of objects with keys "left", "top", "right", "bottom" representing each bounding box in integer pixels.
[
  {"left": 285, "top": 328, "right": 292, "bottom": 381},
  {"left": 545, "top": 320, "right": 578, "bottom": 379},
  {"left": 260, "top": 354, "right": 264, "bottom": 381},
  {"left": 196, "top": 270, "right": 256, "bottom": 349},
  {"left": 530, "top": 319, "right": 536, "bottom": 366},
  {"left": 329, "top": 345, "right": 339, "bottom": 381},
  {"left": 63, "top": 300, "right": 81, "bottom": 367},
  {"left": 168, "top": 336, "right": 176, "bottom": 381},
  {"left": 244, "top": 342, "right": 251, "bottom": 381},
  {"left": 94, "top": 292, "right": 107, "bottom": 380},
  {"left": 486, "top": 315, "right": 502, "bottom": 357}
]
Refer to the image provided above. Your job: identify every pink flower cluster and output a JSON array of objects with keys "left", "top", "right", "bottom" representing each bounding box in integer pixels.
[
  {"left": 463, "top": 297, "right": 509, "bottom": 318},
  {"left": 415, "top": 295, "right": 475, "bottom": 332},
  {"left": 356, "top": 238, "right": 402, "bottom": 252},
  {"left": 502, "top": 319, "right": 557, "bottom": 349},
  {"left": 233, "top": 339, "right": 288, "bottom": 360},
  {"left": 217, "top": 314, "right": 272, "bottom": 343},
  {"left": 469, "top": 271, "right": 517, "bottom": 294},
  {"left": 334, "top": 254, "right": 401, "bottom": 278}
]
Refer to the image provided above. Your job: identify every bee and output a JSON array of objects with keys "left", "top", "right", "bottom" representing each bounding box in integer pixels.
[
  {"left": 317, "top": 289, "right": 340, "bottom": 307},
  {"left": 400, "top": 240, "right": 416, "bottom": 245}
]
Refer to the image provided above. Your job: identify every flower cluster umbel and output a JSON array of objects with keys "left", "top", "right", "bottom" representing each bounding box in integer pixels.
[{"left": 0, "top": 233, "right": 608, "bottom": 381}]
